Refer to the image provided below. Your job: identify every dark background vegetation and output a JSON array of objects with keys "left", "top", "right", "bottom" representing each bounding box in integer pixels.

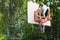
[{"left": 0, "top": 0, "right": 60, "bottom": 40}]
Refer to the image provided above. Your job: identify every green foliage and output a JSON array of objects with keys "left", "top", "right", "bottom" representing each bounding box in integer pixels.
[
  {"left": 0, "top": 0, "right": 60, "bottom": 40},
  {"left": 0, "top": 35, "right": 7, "bottom": 40}
]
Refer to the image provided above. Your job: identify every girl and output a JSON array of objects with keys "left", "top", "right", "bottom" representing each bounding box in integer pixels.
[{"left": 36, "top": 2, "right": 52, "bottom": 33}]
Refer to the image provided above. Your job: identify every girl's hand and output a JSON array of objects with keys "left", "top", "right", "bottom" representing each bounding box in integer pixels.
[{"left": 47, "top": 17, "right": 52, "bottom": 21}]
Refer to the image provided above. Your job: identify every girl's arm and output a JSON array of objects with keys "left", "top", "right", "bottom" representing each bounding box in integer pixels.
[{"left": 47, "top": 9, "right": 50, "bottom": 18}]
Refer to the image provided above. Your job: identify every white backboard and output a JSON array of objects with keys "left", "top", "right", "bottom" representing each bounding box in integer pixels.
[{"left": 27, "top": 1, "right": 51, "bottom": 26}]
